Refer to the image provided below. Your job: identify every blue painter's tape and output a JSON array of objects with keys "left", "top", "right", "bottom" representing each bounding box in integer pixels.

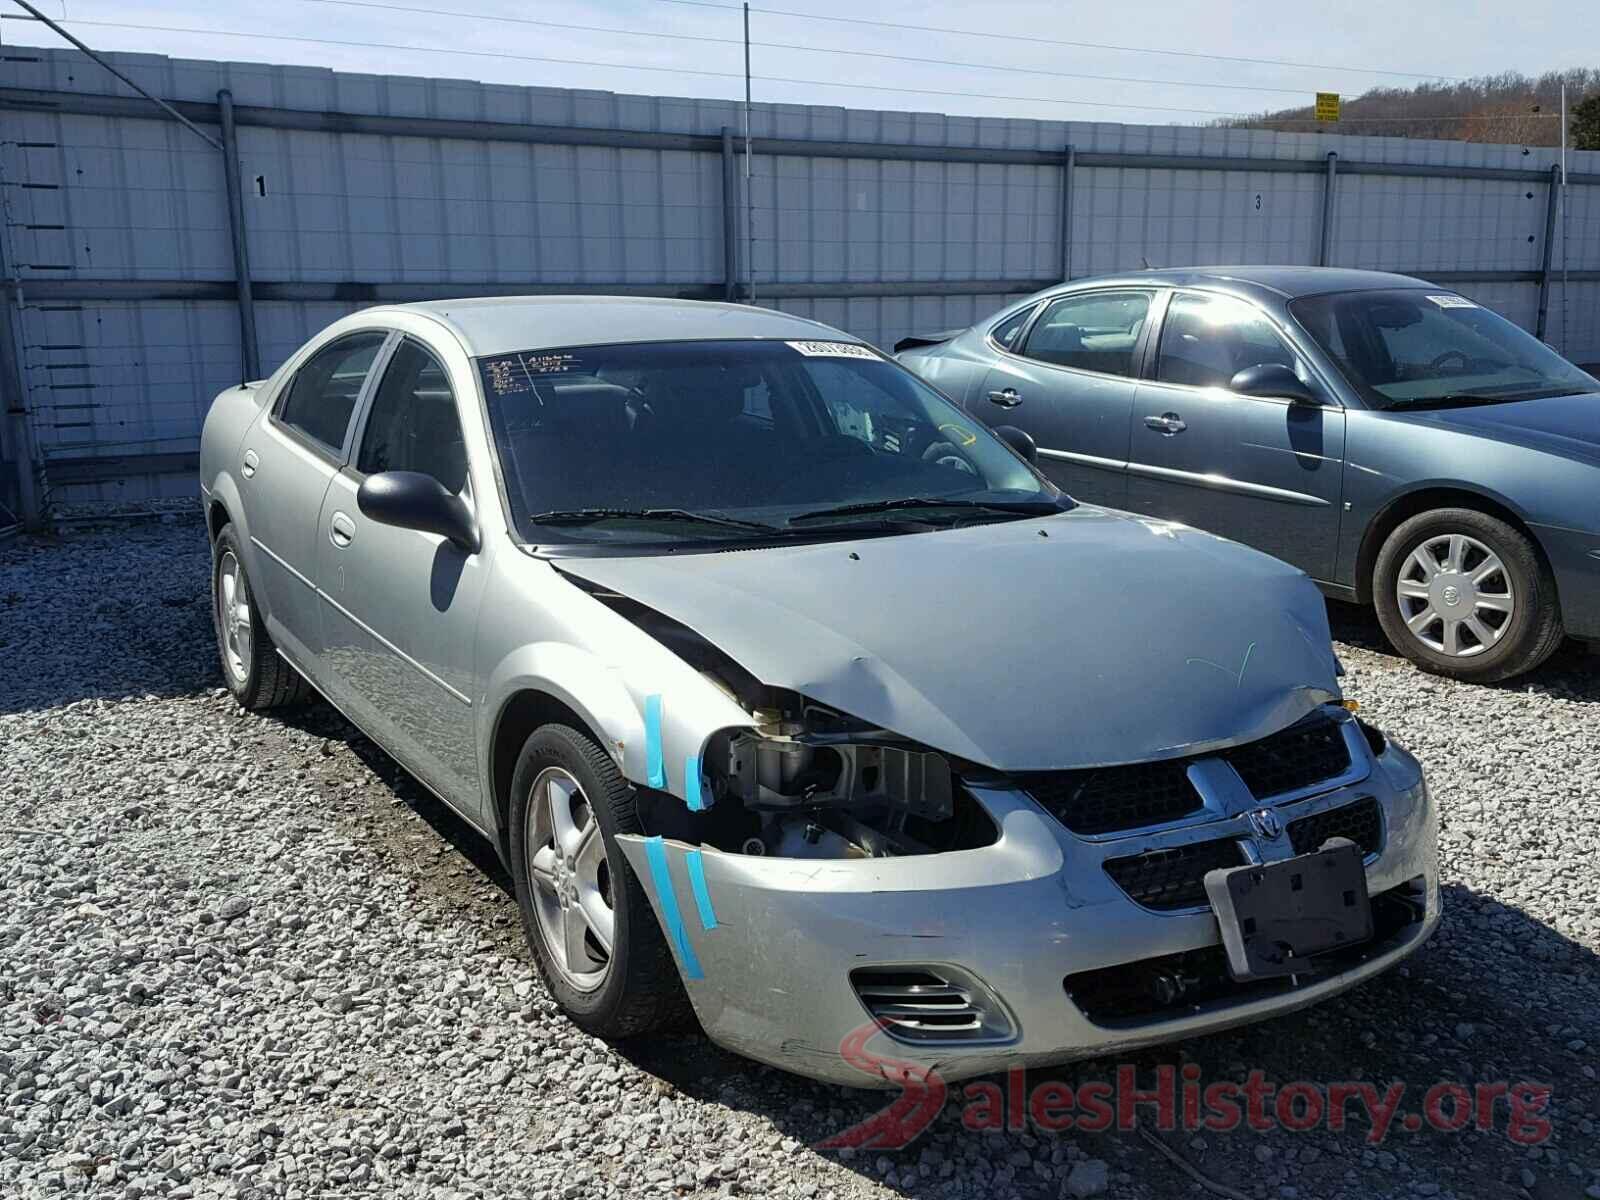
[
  {"left": 684, "top": 849, "right": 718, "bottom": 931},
  {"left": 644, "top": 694, "right": 665, "bottom": 788},
  {"left": 684, "top": 754, "right": 711, "bottom": 812},
  {"left": 643, "top": 836, "right": 703, "bottom": 980}
]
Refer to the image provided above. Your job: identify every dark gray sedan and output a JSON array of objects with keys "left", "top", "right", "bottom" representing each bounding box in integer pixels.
[{"left": 896, "top": 267, "right": 1600, "bottom": 682}]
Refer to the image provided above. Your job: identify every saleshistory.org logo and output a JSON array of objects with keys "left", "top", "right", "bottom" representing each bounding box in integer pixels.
[{"left": 817, "top": 1022, "right": 1553, "bottom": 1152}]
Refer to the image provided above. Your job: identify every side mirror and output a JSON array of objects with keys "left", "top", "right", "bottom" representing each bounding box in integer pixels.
[
  {"left": 357, "top": 470, "right": 480, "bottom": 553},
  {"left": 1229, "top": 362, "right": 1319, "bottom": 405},
  {"left": 993, "top": 424, "right": 1038, "bottom": 464}
]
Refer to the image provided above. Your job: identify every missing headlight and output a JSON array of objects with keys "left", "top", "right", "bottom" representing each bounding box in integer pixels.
[{"left": 694, "top": 701, "right": 990, "bottom": 859}]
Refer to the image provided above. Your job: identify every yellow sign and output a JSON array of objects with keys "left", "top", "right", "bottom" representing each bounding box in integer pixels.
[{"left": 1315, "top": 92, "right": 1341, "bottom": 122}]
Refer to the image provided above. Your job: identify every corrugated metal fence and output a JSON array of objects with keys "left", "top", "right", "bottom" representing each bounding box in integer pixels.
[{"left": 2, "top": 44, "right": 1598, "bottom": 521}]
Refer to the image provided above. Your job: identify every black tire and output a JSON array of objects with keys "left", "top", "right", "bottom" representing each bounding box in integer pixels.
[
  {"left": 508, "top": 724, "right": 691, "bottom": 1039},
  {"left": 1373, "top": 507, "right": 1563, "bottom": 683},
  {"left": 210, "top": 523, "right": 315, "bottom": 709}
]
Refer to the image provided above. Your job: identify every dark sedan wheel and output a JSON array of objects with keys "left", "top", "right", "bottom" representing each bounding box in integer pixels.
[
  {"left": 1374, "top": 508, "right": 1563, "bottom": 683},
  {"left": 508, "top": 724, "right": 690, "bottom": 1038},
  {"left": 210, "top": 524, "right": 314, "bottom": 709}
]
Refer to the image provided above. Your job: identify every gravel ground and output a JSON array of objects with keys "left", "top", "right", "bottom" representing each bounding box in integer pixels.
[{"left": 2, "top": 520, "right": 1597, "bottom": 1200}]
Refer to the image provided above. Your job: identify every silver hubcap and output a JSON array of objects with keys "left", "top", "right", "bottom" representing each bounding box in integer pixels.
[
  {"left": 1396, "top": 533, "right": 1515, "bottom": 658},
  {"left": 526, "top": 767, "right": 614, "bottom": 991},
  {"left": 217, "top": 551, "right": 253, "bottom": 682}
]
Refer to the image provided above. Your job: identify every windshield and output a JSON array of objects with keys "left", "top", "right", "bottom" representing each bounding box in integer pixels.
[
  {"left": 1289, "top": 288, "right": 1598, "bottom": 410},
  {"left": 478, "top": 338, "right": 1062, "bottom": 544}
]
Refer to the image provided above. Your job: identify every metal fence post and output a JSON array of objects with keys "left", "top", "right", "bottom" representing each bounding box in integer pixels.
[
  {"left": 1059, "top": 145, "right": 1075, "bottom": 283},
  {"left": 1318, "top": 152, "right": 1338, "bottom": 267},
  {"left": 218, "top": 90, "right": 260, "bottom": 380},
  {"left": 0, "top": 197, "right": 41, "bottom": 527},
  {"left": 0, "top": 291, "right": 40, "bottom": 527},
  {"left": 721, "top": 127, "right": 740, "bottom": 302},
  {"left": 1535, "top": 162, "right": 1561, "bottom": 342}
]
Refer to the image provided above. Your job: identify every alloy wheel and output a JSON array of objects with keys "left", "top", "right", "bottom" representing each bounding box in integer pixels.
[
  {"left": 217, "top": 551, "right": 254, "bottom": 683},
  {"left": 1394, "top": 532, "right": 1515, "bottom": 658},
  {"left": 525, "top": 766, "right": 615, "bottom": 991}
]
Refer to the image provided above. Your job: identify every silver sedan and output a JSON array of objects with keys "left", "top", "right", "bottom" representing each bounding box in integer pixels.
[{"left": 198, "top": 297, "right": 1439, "bottom": 1087}]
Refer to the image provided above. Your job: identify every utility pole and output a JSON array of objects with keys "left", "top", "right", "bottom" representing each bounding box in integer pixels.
[
  {"left": 742, "top": 2, "right": 754, "bottom": 306},
  {"left": 1560, "top": 79, "right": 1569, "bottom": 353}
]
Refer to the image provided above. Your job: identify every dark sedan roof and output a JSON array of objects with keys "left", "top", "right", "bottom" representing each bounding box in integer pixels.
[{"left": 1060, "top": 266, "right": 1430, "bottom": 301}]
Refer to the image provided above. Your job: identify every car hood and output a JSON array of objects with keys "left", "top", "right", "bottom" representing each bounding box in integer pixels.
[
  {"left": 553, "top": 509, "right": 1341, "bottom": 771},
  {"left": 1386, "top": 391, "right": 1600, "bottom": 465}
]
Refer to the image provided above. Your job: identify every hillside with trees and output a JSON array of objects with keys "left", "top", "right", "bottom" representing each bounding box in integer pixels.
[{"left": 1221, "top": 69, "right": 1600, "bottom": 147}]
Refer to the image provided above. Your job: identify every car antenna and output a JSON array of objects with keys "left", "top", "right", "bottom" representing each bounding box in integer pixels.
[{"left": 1140, "top": 255, "right": 1157, "bottom": 270}]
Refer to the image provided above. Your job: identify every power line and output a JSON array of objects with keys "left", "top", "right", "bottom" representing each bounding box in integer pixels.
[
  {"left": 4, "top": 13, "right": 1557, "bottom": 126},
  {"left": 0, "top": 16, "right": 1262, "bottom": 118},
  {"left": 657, "top": 0, "right": 1461, "bottom": 83},
  {"left": 285, "top": 0, "right": 1316, "bottom": 98}
]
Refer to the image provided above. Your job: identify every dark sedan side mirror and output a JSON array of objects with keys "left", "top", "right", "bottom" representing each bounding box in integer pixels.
[
  {"left": 993, "top": 424, "right": 1038, "bottom": 464},
  {"left": 357, "top": 470, "right": 481, "bottom": 553},
  {"left": 1229, "top": 362, "right": 1319, "bottom": 405}
]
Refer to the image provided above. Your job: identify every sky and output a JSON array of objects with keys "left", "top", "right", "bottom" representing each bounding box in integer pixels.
[{"left": 2, "top": 0, "right": 1596, "bottom": 128}]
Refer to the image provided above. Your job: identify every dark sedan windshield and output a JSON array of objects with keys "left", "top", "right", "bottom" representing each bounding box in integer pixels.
[
  {"left": 478, "top": 338, "right": 1060, "bottom": 543},
  {"left": 1289, "top": 288, "right": 1598, "bottom": 410}
]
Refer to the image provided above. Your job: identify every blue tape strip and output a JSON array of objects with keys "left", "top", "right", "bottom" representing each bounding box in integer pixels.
[
  {"left": 684, "top": 754, "right": 711, "bottom": 812},
  {"left": 643, "top": 836, "right": 703, "bottom": 980},
  {"left": 644, "top": 694, "right": 665, "bottom": 788},
  {"left": 684, "top": 849, "right": 718, "bottom": 931}
]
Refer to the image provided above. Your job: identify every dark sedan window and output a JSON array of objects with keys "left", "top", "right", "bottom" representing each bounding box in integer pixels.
[
  {"left": 1019, "top": 292, "right": 1150, "bottom": 377},
  {"left": 1290, "top": 288, "right": 1598, "bottom": 410},
  {"left": 1156, "top": 293, "right": 1301, "bottom": 390},
  {"left": 477, "top": 339, "right": 1064, "bottom": 544},
  {"left": 357, "top": 339, "right": 468, "bottom": 494},
  {"left": 989, "top": 306, "right": 1035, "bottom": 350},
  {"left": 277, "top": 332, "right": 386, "bottom": 453}
]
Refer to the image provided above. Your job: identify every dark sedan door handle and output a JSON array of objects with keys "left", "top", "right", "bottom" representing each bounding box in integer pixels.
[
  {"left": 1144, "top": 413, "right": 1186, "bottom": 435},
  {"left": 987, "top": 387, "right": 1022, "bottom": 408},
  {"left": 329, "top": 511, "right": 356, "bottom": 548}
]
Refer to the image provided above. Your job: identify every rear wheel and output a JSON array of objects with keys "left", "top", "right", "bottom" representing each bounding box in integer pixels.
[
  {"left": 211, "top": 524, "right": 314, "bottom": 709},
  {"left": 508, "top": 724, "right": 690, "bottom": 1038},
  {"left": 1373, "top": 508, "right": 1562, "bottom": 683}
]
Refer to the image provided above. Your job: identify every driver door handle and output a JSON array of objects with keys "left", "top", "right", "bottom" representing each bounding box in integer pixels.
[
  {"left": 329, "top": 511, "right": 356, "bottom": 548},
  {"left": 1144, "top": 412, "right": 1187, "bottom": 435},
  {"left": 987, "top": 387, "right": 1022, "bottom": 408}
]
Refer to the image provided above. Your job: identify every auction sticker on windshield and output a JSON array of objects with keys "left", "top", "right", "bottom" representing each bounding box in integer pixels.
[
  {"left": 1425, "top": 294, "right": 1477, "bottom": 309},
  {"left": 786, "top": 340, "right": 880, "bottom": 359}
]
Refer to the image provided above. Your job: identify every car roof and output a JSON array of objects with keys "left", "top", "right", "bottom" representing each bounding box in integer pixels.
[
  {"left": 1047, "top": 266, "right": 1432, "bottom": 303},
  {"left": 364, "top": 295, "right": 853, "bottom": 357}
]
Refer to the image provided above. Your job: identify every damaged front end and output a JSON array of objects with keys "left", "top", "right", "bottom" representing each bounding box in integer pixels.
[{"left": 573, "top": 572, "right": 999, "bottom": 861}]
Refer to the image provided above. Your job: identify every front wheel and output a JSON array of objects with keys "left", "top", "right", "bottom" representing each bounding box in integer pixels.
[
  {"left": 508, "top": 724, "right": 690, "bottom": 1038},
  {"left": 1373, "top": 508, "right": 1563, "bottom": 683}
]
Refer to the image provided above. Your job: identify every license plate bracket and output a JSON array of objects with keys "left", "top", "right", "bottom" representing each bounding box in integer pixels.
[{"left": 1204, "top": 838, "right": 1373, "bottom": 980}]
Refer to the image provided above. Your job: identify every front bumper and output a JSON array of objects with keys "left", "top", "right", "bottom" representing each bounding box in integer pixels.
[{"left": 619, "top": 720, "right": 1439, "bottom": 1089}]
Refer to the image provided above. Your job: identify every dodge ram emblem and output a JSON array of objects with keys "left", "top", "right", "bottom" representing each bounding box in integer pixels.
[{"left": 1248, "top": 808, "right": 1282, "bottom": 840}]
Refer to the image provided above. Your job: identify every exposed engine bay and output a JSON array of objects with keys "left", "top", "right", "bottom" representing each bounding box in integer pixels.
[{"left": 575, "top": 581, "right": 999, "bottom": 860}]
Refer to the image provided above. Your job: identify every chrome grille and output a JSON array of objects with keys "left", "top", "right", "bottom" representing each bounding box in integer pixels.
[
  {"left": 1223, "top": 711, "right": 1351, "bottom": 799},
  {"left": 1288, "top": 796, "right": 1383, "bottom": 856},
  {"left": 1102, "top": 837, "right": 1246, "bottom": 911},
  {"left": 1020, "top": 710, "right": 1358, "bottom": 839},
  {"left": 1017, "top": 759, "right": 1201, "bottom": 835}
]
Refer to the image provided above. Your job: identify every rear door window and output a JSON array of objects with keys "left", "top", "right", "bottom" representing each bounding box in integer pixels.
[
  {"left": 1019, "top": 292, "right": 1151, "bottom": 377},
  {"left": 277, "top": 332, "right": 387, "bottom": 453}
]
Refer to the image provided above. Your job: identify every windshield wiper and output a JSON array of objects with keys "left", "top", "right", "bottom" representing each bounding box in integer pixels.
[
  {"left": 527, "top": 507, "right": 782, "bottom": 534},
  {"left": 788, "top": 496, "right": 1065, "bottom": 525},
  {"left": 1383, "top": 388, "right": 1575, "bottom": 411}
]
